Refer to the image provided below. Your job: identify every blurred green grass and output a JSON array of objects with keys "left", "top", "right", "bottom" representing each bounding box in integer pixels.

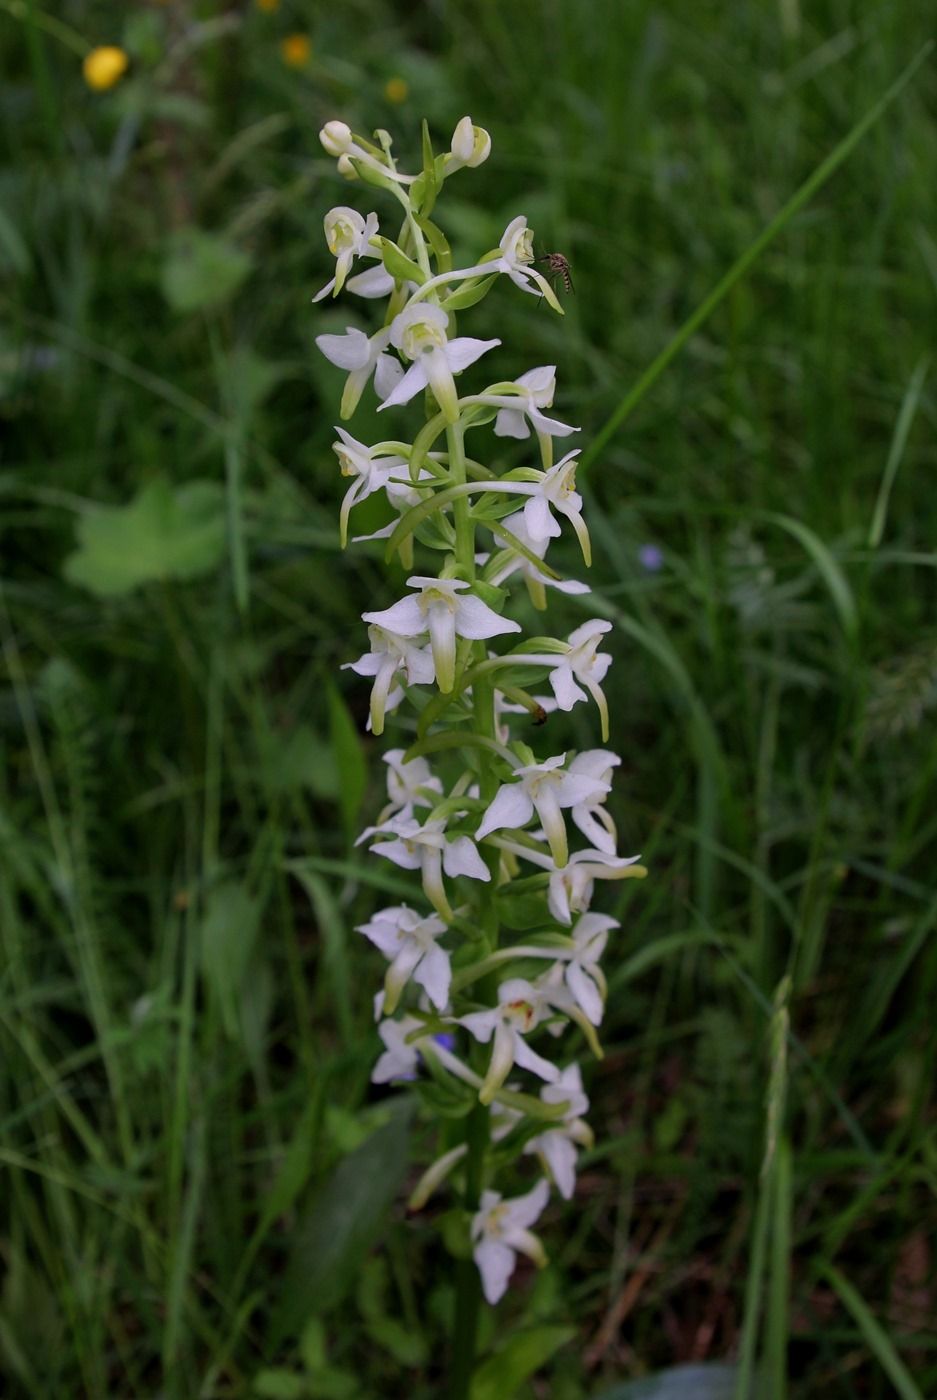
[{"left": 2, "top": 1, "right": 936, "bottom": 1397}]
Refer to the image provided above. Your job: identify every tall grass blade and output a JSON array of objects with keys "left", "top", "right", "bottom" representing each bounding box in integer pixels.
[
  {"left": 821, "top": 1263, "right": 925, "bottom": 1400},
  {"left": 580, "top": 42, "right": 934, "bottom": 472}
]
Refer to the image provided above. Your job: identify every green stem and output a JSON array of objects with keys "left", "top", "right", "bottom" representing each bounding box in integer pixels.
[
  {"left": 444, "top": 400, "right": 501, "bottom": 1390},
  {"left": 451, "top": 1101, "right": 489, "bottom": 1398},
  {"left": 447, "top": 418, "right": 475, "bottom": 578}
]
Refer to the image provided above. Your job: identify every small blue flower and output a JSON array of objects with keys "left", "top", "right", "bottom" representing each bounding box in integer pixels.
[{"left": 638, "top": 544, "right": 664, "bottom": 572}]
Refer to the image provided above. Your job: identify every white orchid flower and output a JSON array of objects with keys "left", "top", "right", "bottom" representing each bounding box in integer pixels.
[
  {"left": 329, "top": 427, "right": 409, "bottom": 544},
  {"left": 364, "top": 813, "right": 490, "bottom": 919},
  {"left": 524, "top": 1065, "right": 593, "bottom": 1200},
  {"left": 377, "top": 303, "right": 500, "bottom": 424},
  {"left": 343, "top": 623, "right": 436, "bottom": 735},
  {"left": 494, "top": 690, "right": 558, "bottom": 742},
  {"left": 475, "top": 752, "right": 611, "bottom": 868},
  {"left": 445, "top": 115, "right": 492, "bottom": 171},
  {"left": 357, "top": 905, "right": 451, "bottom": 1013},
  {"left": 405, "top": 216, "right": 564, "bottom": 315},
  {"left": 486, "top": 366, "right": 579, "bottom": 441},
  {"left": 471, "top": 1179, "right": 549, "bottom": 1304},
  {"left": 484, "top": 619, "right": 613, "bottom": 739},
  {"left": 566, "top": 750, "right": 621, "bottom": 853},
  {"left": 545, "top": 620, "right": 613, "bottom": 734},
  {"left": 548, "top": 849, "right": 644, "bottom": 925},
  {"left": 484, "top": 515, "right": 589, "bottom": 611},
  {"left": 500, "top": 449, "right": 590, "bottom": 564},
  {"left": 312, "top": 207, "right": 380, "bottom": 302},
  {"left": 457, "top": 977, "right": 561, "bottom": 1103},
  {"left": 315, "top": 327, "right": 404, "bottom": 420},
  {"left": 371, "top": 1014, "right": 425, "bottom": 1083},
  {"left": 562, "top": 913, "right": 619, "bottom": 1024},
  {"left": 363, "top": 575, "right": 520, "bottom": 694},
  {"left": 380, "top": 749, "right": 443, "bottom": 819}
]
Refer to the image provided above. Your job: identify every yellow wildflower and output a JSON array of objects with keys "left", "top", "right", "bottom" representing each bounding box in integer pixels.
[
  {"left": 280, "top": 34, "right": 312, "bottom": 69},
  {"left": 256, "top": 0, "right": 280, "bottom": 9},
  {"left": 384, "top": 77, "right": 409, "bottom": 105},
  {"left": 83, "top": 46, "right": 129, "bottom": 92}
]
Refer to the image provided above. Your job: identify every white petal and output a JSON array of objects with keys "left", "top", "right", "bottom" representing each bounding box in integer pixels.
[
  {"left": 370, "top": 838, "right": 421, "bottom": 871},
  {"left": 459, "top": 1008, "right": 500, "bottom": 1043},
  {"left": 374, "top": 352, "right": 404, "bottom": 399},
  {"left": 311, "top": 276, "right": 337, "bottom": 304},
  {"left": 539, "top": 1132, "right": 578, "bottom": 1200},
  {"left": 524, "top": 494, "right": 560, "bottom": 543},
  {"left": 414, "top": 943, "right": 451, "bottom": 1011},
  {"left": 454, "top": 594, "right": 522, "bottom": 640},
  {"left": 377, "top": 360, "right": 428, "bottom": 410},
  {"left": 362, "top": 596, "right": 426, "bottom": 637},
  {"left": 572, "top": 806, "right": 616, "bottom": 854},
  {"left": 315, "top": 327, "right": 371, "bottom": 370},
  {"left": 566, "top": 961, "right": 604, "bottom": 1025},
  {"left": 475, "top": 783, "right": 534, "bottom": 841},
  {"left": 513, "top": 1038, "right": 561, "bottom": 1083},
  {"left": 506, "top": 1177, "right": 550, "bottom": 1229},
  {"left": 445, "top": 336, "right": 501, "bottom": 373},
  {"left": 346, "top": 265, "right": 397, "bottom": 298},
  {"left": 494, "top": 407, "right": 530, "bottom": 440},
  {"left": 530, "top": 408, "right": 579, "bottom": 438},
  {"left": 549, "top": 664, "right": 586, "bottom": 711},
  {"left": 474, "top": 1240, "right": 515, "bottom": 1305},
  {"left": 443, "top": 835, "right": 491, "bottom": 882}
]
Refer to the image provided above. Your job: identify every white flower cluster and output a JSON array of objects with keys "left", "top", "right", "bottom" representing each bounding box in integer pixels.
[{"left": 314, "top": 117, "right": 647, "bottom": 1306}]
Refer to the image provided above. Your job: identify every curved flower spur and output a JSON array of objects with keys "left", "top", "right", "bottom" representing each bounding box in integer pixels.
[{"left": 312, "top": 115, "right": 648, "bottom": 1367}]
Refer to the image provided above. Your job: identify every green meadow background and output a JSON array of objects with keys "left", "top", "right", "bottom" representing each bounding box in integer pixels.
[{"left": 2, "top": 1, "right": 936, "bottom": 1396}]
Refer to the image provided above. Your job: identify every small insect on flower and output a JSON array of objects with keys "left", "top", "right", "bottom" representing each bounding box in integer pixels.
[{"left": 535, "top": 252, "right": 574, "bottom": 296}]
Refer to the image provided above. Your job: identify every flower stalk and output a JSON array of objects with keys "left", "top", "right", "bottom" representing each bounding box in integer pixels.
[{"left": 313, "top": 115, "right": 648, "bottom": 1382}]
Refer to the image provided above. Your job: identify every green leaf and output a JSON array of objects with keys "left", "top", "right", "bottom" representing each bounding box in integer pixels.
[
  {"left": 252, "top": 1370, "right": 308, "bottom": 1400},
  {"left": 470, "top": 1325, "right": 575, "bottom": 1400},
  {"left": 270, "top": 1099, "right": 413, "bottom": 1344},
  {"left": 200, "top": 882, "right": 263, "bottom": 1040},
  {"left": 594, "top": 1365, "right": 742, "bottom": 1400},
  {"left": 327, "top": 684, "right": 366, "bottom": 840},
  {"left": 442, "top": 274, "right": 498, "bottom": 312},
  {"left": 63, "top": 477, "right": 226, "bottom": 597},
  {"left": 161, "top": 228, "right": 252, "bottom": 313},
  {"left": 760, "top": 511, "right": 858, "bottom": 644},
  {"left": 375, "top": 237, "right": 426, "bottom": 285}
]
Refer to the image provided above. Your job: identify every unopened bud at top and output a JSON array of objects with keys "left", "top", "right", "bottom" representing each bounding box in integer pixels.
[
  {"left": 320, "top": 120, "right": 354, "bottom": 156},
  {"left": 447, "top": 116, "right": 491, "bottom": 170}
]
